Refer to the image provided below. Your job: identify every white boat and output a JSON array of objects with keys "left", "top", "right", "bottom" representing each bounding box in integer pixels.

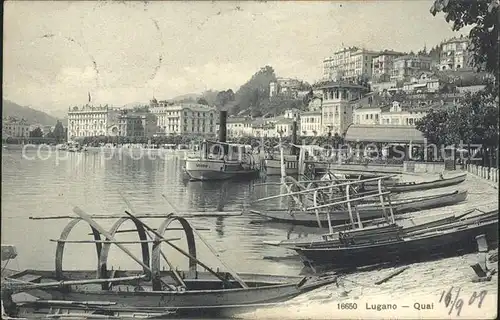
[
  {"left": 264, "top": 145, "right": 332, "bottom": 176},
  {"left": 184, "top": 140, "right": 260, "bottom": 181}
]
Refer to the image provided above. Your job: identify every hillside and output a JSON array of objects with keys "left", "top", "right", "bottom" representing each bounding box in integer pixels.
[{"left": 2, "top": 99, "right": 60, "bottom": 126}]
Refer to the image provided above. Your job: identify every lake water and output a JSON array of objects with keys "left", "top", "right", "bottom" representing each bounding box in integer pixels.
[{"left": 2, "top": 148, "right": 498, "bottom": 319}]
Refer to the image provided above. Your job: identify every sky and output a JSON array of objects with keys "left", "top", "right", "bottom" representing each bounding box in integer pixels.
[{"left": 3, "top": 0, "right": 469, "bottom": 115}]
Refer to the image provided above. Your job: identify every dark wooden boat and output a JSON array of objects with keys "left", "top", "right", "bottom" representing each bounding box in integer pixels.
[
  {"left": 2, "top": 208, "right": 337, "bottom": 319},
  {"left": 250, "top": 189, "right": 467, "bottom": 227},
  {"left": 293, "top": 210, "right": 498, "bottom": 271},
  {"left": 363, "top": 173, "right": 467, "bottom": 193},
  {"left": 264, "top": 208, "right": 498, "bottom": 249}
]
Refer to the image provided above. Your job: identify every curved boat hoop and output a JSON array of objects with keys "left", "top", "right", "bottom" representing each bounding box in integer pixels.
[
  {"left": 55, "top": 219, "right": 102, "bottom": 280},
  {"left": 151, "top": 216, "right": 197, "bottom": 291},
  {"left": 98, "top": 217, "right": 151, "bottom": 285}
]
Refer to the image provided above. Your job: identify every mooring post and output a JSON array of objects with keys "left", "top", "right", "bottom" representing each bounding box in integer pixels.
[{"left": 471, "top": 234, "right": 495, "bottom": 282}]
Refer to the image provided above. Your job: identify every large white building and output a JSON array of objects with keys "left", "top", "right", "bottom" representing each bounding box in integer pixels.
[
  {"left": 149, "top": 99, "right": 217, "bottom": 136},
  {"left": 67, "top": 104, "right": 119, "bottom": 140},
  {"left": 323, "top": 47, "right": 381, "bottom": 82}
]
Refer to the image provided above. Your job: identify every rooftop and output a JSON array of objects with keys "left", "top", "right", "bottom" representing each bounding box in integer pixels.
[{"left": 314, "top": 81, "right": 366, "bottom": 90}]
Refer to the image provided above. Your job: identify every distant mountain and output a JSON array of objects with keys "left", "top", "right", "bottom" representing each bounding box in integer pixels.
[
  {"left": 167, "top": 93, "right": 201, "bottom": 102},
  {"left": 2, "top": 99, "right": 61, "bottom": 126}
]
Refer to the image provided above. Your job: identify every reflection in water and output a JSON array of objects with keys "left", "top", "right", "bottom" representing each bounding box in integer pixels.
[
  {"left": 215, "top": 216, "right": 225, "bottom": 237},
  {"left": 2, "top": 149, "right": 498, "bottom": 285}
]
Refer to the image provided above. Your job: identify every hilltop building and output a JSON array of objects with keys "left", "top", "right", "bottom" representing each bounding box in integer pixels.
[
  {"left": 439, "top": 36, "right": 471, "bottom": 70},
  {"left": 390, "top": 55, "right": 432, "bottom": 81},
  {"left": 372, "top": 51, "right": 406, "bottom": 81},
  {"left": 322, "top": 47, "right": 381, "bottom": 82},
  {"left": 269, "top": 78, "right": 308, "bottom": 98}
]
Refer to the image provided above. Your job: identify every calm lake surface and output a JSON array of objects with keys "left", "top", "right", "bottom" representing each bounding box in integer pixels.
[{"left": 2, "top": 148, "right": 498, "bottom": 319}]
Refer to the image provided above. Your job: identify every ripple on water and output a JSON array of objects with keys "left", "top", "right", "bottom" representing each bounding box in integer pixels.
[{"left": 1, "top": 151, "right": 498, "bottom": 318}]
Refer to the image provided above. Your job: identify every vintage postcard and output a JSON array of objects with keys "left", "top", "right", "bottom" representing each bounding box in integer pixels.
[{"left": 2, "top": 0, "right": 498, "bottom": 319}]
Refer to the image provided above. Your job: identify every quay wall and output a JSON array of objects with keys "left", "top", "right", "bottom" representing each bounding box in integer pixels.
[
  {"left": 466, "top": 164, "right": 499, "bottom": 189},
  {"left": 327, "top": 163, "right": 404, "bottom": 174},
  {"left": 403, "top": 161, "right": 446, "bottom": 173}
]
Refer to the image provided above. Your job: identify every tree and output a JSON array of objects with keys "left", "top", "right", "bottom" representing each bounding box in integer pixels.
[
  {"left": 215, "top": 89, "right": 235, "bottom": 108},
  {"left": 29, "top": 127, "right": 44, "bottom": 138},
  {"left": 52, "top": 120, "right": 66, "bottom": 143},
  {"left": 197, "top": 97, "right": 209, "bottom": 105},
  {"left": 415, "top": 108, "right": 450, "bottom": 147},
  {"left": 430, "top": 0, "right": 499, "bottom": 94},
  {"left": 232, "top": 66, "right": 277, "bottom": 115}
]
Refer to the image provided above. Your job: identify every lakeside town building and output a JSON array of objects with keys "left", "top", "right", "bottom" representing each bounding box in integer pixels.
[
  {"left": 149, "top": 99, "right": 217, "bottom": 137},
  {"left": 315, "top": 81, "right": 366, "bottom": 135},
  {"left": 67, "top": 104, "right": 116, "bottom": 140},
  {"left": 226, "top": 116, "right": 253, "bottom": 138},
  {"left": 2, "top": 117, "right": 30, "bottom": 138}
]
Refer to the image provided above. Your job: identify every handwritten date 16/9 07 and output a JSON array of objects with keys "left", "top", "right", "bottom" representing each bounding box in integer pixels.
[{"left": 439, "top": 286, "right": 487, "bottom": 316}]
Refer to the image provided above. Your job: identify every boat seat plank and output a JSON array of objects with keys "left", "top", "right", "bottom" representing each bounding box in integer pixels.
[{"left": 13, "top": 274, "right": 43, "bottom": 283}]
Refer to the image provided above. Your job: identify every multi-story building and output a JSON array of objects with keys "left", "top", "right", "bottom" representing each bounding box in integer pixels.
[
  {"left": 227, "top": 116, "right": 253, "bottom": 138},
  {"left": 117, "top": 111, "right": 157, "bottom": 138},
  {"left": 150, "top": 101, "right": 217, "bottom": 137},
  {"left": 379, "top": 101, "right": 427, "bottom": 126},
  {"left": 251, "top": 119, "right": 277, "bottom": 138},
  {"left": 300, "top": 111, "right": 322, "bottom": 136},
  {"left": 352, "top": 94, "right": 384, "bottom": 125},
  {"left": 390, "top": 55, "right": 432, "bottom": 81},
  {"left": 439, "top": 36, "right": 471, "bottom": 70},
  {"left": 402, "top": 72, "right": 441, "bottom": 93},
  {"left": 67, "top": 104, "right": 117, "bottom": 140},
  {"left": 269, "top": 78, "right": 306, "bottom": 98},
  {"left": 323, "top": 47, "right": 381, "bottom": 82},
  {"left": 2, "top": 117, "right": 30, "bottom": 138},
  {"left": 316, "top": 81, "right": 366, "bottom": 135},
  {"left": 275, "top": 118, "right": 295, "bottom": 137},
  {"left": 372, "top": 51, "right": 405, "bottom": 81}
]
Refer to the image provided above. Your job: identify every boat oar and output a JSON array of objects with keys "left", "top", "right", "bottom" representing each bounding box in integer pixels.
[
  {"left": 123, "top": 210, "right": 237, "bottom": 289},
  {"left": 71, "top": 207, "right": 178, "bottom": 291},
  {"left": 118, "top": 193, "right": 186, "bottom": 289},
  {"left": 4, "top": 275, "right": 146, "bottom": 293},
  {"left": 160, "top": 194, "right": 249, "bottom": 288}
]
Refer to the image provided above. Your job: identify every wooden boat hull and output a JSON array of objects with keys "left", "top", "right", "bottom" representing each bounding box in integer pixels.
[
  {"left": 364, "top": 173, "right": 467, "bottom": 193},
  {"left": 250, "top": 190, "right": 467, "bottom": 227},
  {"left": 265, "top": 209, "right": 498, "bottom": 249},
  {"left": 8, "top": 271, "right": 337, "bottom": 318},
  {"left": 294, "top": 219, "right": 499, "bottom": 270},
  {"left": 264, "top": 159, "right": 330, "bottom": 176},
  {"left": 185, "top": 159, "right": 259, "bottom": 181},
  {"left": 264, "top": 159, "right": 299, "bottom": 175}
]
